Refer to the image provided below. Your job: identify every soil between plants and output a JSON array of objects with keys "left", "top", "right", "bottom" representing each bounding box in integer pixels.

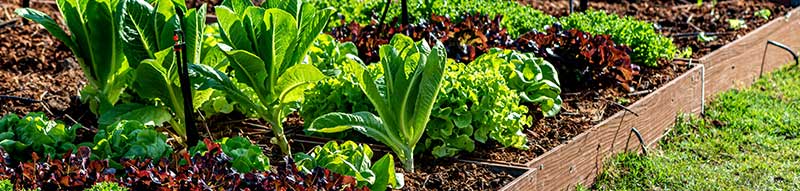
[
  {"left": 0, "top": 0, "right": 791, "bottom": 190},
  {"left": 521, "top": 0, "right": 789, "bottom": 58},
  {"left": 0, "top": 0, "right": 90, "bottom": 125}
]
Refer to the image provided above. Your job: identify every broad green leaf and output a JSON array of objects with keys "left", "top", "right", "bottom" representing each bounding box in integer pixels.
[
  {"left": 408, "top": 44, "right": 446, "bottom": 144},
  {"left": 215, "top": 6, "right": 252, "bottom": 51},
  {"left": 98, "top": 103, "right": 171, "bottom": 127},
  {"left": 221, "top": 49, "right": 268, "bottom": 99},
  {"left": 276, "top": 64, "right": 325, "bottom": 103},
  {"left": 185, "top": 5, "right": 206, "bottom": 65},
  {"left": 118, "top": 0, "right": 157, "bottom": 67},
  {"left": 190, "top": 64, "right": 260, "bottom": 114},
  {"left": 371, "top": 154, "right": 402, "bottom": 190},
  {"left": 265, "top": 0, "right": 300, "bottom": 18},
  {"left": 309, "top": 112, "right": 387, "bottom": 141},
  {"left": 261, "top": 9, "right": 297, "bottom": 76},
  {"left": 287, "top": 4, "right": 334, "bottom": 70},
  {"left": 220, "top": 0, "right": 252, "bottom": 15}
]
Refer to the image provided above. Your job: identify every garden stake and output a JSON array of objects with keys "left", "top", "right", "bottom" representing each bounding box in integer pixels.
[
  {"left": 608, "top": 100, "right": 639, "bottom": 155},
  {"left": 401, "top": 0, "right": 408, "bottom": 25},
  {"left": 378, "top": 0, "right": 391, "bottom": 33},
  {"left": 624, "top": 127, "right": 648, "bottom": 156},
  {"left": 760, "top": 40, "right": 799, "bottom": 79},
  {"left": 173, "top": 13, "right": 199, "bottom": 147}
]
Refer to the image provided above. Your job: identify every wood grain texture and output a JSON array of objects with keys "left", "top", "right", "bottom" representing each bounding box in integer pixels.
[
  {"left": 501, "top": 66, "right": 704, "bottom": 191},
  {"left": 701, "top": 8, "right": 800, "bottom": 100}
]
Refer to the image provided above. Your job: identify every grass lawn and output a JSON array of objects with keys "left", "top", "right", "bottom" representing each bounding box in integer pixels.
[{"left": 592, "top": 65, "right": 800, "bottom": 190}]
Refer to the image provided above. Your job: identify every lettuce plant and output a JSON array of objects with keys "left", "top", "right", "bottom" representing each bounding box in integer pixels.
[
  {"left": 92, "top": 120, "right": 172, "bottom": 164},
  {"left": 16, "top": 0, "right": 128, "bottom": 114},
  {"left": 471, "top": 49, "right": 562, "bottom": 117},
  {"left": 426, "top": 60, "right": 531, "bottom": 158},
  {"left": 191, "top": 0, "right": 334, "bottom": 155},
  {"left": 189, "top": 136, "right": 271, "bottom": 172},
  {"left": 295, "top": 141, "right": 402, "bottom": 190},
  {"left": 308, "top": 35, "right": 447, "bottom": 171},
  {"left": 560, "top": 10, "right": 676, "bottom": 67},
  {"left": 0, "top": 113, "right": 80, "bottom": 161}
]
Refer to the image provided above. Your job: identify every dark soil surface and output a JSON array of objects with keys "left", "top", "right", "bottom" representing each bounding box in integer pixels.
[
  {"left": 0, "top": 0, "right": 89, "bottom": 125},
  {"left": 521, "top": 0, "right": 789, "bottom": 58}
]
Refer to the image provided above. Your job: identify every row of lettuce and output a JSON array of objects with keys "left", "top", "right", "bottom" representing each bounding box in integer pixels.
[{"left": 1, "top": 0, "right": 677, "bottom": 190}]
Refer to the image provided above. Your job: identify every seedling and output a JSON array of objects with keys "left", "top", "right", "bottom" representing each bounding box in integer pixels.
[
  {"left": 755, "top": 9, "right": 772, "bottom": 20},
  {"left": 728, "top": 19, "right": 747, "bottom": 30}
]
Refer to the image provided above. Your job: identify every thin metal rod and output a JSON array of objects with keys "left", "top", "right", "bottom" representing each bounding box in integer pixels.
[
  {"left": 624, "top": 127, "right": 648, "bottom": 155},
  {"left": 378, "top": 0, "right": 391, "bottom": 33},
  {"left": 175, "top": 8, "right": 199, "bottom": 147},
  {"left": 760, "top": 40, "right": 799, "bottom": 78},
  {"left": 401, "top": 0, "right": 408, "bottom": 25}
]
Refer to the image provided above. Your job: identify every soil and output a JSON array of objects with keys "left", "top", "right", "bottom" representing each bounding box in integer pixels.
[
  {"left": 520, "top": 0, "right": 789, "bottom": 58},
  {"left": 0, "top": 0, "right": 90, "bottom": 125}
]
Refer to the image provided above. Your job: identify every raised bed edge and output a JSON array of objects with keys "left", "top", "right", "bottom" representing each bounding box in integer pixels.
[{"left": 500, "top": 6, "right": 800, "bottom": 191}]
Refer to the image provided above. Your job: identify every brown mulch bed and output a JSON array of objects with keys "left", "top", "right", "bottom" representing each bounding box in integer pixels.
[{"left": 0, "top": 0, "right": 86, "bottom": 121}]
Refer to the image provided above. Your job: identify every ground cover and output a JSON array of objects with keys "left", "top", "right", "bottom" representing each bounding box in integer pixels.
[{"left": 594, "top": 65, "right": 800, "bottom": 190}]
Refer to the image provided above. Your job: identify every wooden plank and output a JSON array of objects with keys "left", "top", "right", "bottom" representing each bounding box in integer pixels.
[
  {"left": 701, "top": 8, "right": 800, "bottom": 99},
  {"left": 501, "top": 66, "right": 704, "bottom": 191}
]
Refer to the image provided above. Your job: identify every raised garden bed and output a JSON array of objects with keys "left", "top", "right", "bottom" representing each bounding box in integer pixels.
[
  {"left": 501, "top": 5, "right": 800, "bottom": 190},
  {"left": 2, "top": 0, "right": 798, "bottom": 190}
]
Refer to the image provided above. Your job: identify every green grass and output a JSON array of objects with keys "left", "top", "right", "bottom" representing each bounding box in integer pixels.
[{"left": 595, "top": 65, "right": 800, "bottom": 190}]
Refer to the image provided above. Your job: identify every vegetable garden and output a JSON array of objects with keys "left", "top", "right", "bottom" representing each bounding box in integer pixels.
[{"left": 0, "top": 0, "right": 797, "bottom": 190}]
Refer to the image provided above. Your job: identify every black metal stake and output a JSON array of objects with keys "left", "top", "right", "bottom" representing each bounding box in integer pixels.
[
  {"left": 401, "top": 0, "right": 408, "bottom": 25},
  {"left": 579, "top": 0, "right": 588, "bottom": 11},
  {"left": 175, "top": 8, "right": 199, "bottom": 147},
  {"left": 624, "top": 127, "right": 648, "bottom": 156},
  {"left": 378, "top": 0, "right": 392, "bottom": 33},
  {"left": 760, "top": 40, "right": 799, "bottom": 78}
]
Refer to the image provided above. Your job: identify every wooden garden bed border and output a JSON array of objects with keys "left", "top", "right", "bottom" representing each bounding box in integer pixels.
[{"left": 500, "top": 6, "right": 800, "bottom": 191}]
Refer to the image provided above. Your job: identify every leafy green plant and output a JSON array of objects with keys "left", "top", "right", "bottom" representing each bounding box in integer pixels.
[
  {"left": 307, "top": 34, "right": 447, "bottom": 171},
  {"left": 0, "top": 180, "right": 10, "bottom": 191},
  {"left": 559, "top": 10, "right": 676, "bottom": 67},
  {"left": 471, "top": 49, "right": 561, "bottom": 117},
  {"left": 189, "top": 136, "right": 270, "bottom": 172},
  {"left": 16, "top": 0, "right": 129, "bottom": 114},
  {"left": 114, "top": 0, "right": 211, "bottom": 144},
  {"left": 425, "top": 59, "right": 531, "bottom": 158},
  {"left": 306, "top": 34, "right": 362, "bottom": 75},
  {"left": 0, "top": 113, "right": 80, "bottom": 161},
  {"left": 301, "top": 34, "right": 374, "bottom": 136},
  {"left": 727, "top": 19, "right": 747, "bottom": 30},
  {"left": 86, "top": 182, "right": 129, "bottom": 191},
  {"left": 294, "top": 141, "right": 402, "bottom": 190},
  {"left": 191, "top": 0, "right": 334, "bottom": 155},
  {"left": 677, "top": 47, "right": 693, "bottom": 59},
  {"left": 117, "top": 0, "right": 202, "bottom": 67},
  {"left": 92, "top": 120, "right": 172, "bottom": 164},
  {"left": 755, "top": 9, "right": 772, "bottom": 20}
]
